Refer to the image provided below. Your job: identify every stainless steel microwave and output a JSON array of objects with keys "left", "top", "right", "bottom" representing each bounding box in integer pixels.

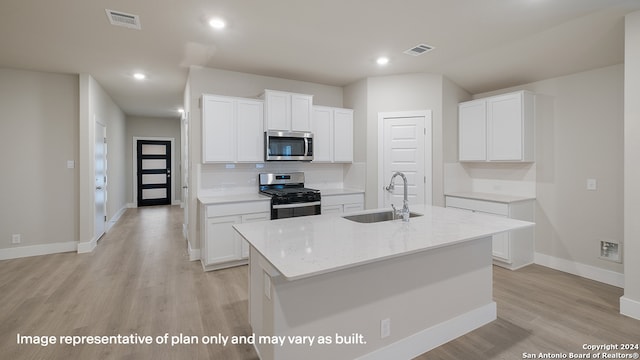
[{"left": 264, "top": 131, "right": 314, "bottom": 161}]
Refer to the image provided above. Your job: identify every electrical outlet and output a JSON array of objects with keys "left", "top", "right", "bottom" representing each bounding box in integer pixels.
[
  {"left": 600, "top": 240, "right": 621, "bottom": 263},
  {"left": 11, "top": 234, "right": 21, "bottom": 244},
  {"left": 586, "top": 178, "right": 597, "bottom": 191},
  {"left": 380, "top": 318, "right": 391, "bottom": 338}
]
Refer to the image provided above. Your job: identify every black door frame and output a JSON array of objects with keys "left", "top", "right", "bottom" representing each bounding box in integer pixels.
[{"left": 136, "top": 139, "right": 172, "bottom": 206}]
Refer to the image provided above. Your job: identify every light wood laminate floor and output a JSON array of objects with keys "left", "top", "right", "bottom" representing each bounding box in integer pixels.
[{"left": 1, "top": 205, "right": 638, "bottom": 359}]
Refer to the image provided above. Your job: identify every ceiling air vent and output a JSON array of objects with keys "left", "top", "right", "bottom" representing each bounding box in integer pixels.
[
  {"left": 105, "top": 9, "right": 142, "bottom": 30},
  {"left": 403, "top": 44, "right": 434, "bottom": 56}
]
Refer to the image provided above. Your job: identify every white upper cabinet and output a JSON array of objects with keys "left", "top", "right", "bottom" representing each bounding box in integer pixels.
[
  {"left": 262, "top": 89, "right": 313, "bottom": 132},
  {"left": 312, "top": 106, "right": 353, "bottom": 163},
  {"left": 459, "top": 99, "right": 487, "bottom": 161},
  {"left": 202, "top": 95, "right": 235, "bottom": 162},
  {"left": 202, "top": 94, "right": 264, "bottom": 163},
  {"left": 333, "top": 108, "right": 354, "bottom": 163},
  {"left": 459, "top": 90, "right": 534, "bottom": 162},
  {"left": 312, "top": 106, "right": 333, "bottom": 162}
]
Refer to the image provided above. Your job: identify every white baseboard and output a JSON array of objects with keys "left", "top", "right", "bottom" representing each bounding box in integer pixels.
[
  {"left": 534, "top": 252, "right": 624, "bottom": 287},
  {"left": 126, "top": 202, "right": 136, "bottom": 208},
  {"left": 620, "top": 296, "right": 640, "bottom": 320},
  {"left": 77, "top": 238, "right": 97, "bottom": 254},
  {"left": 357, "top": 302, "right": 497, "bottom": 360},
  {"left": 188, "top": 240, "right": 200, "bottom": 261},
  {"left": 0, "top": 241, "right": 78, "bottom": 261},
  {"left": 106, "top": 206, "right": 127, "bottom": 232}
]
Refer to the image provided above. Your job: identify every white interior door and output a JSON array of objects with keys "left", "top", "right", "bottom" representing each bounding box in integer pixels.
[
  {"left": 95, "top": 122, "right": 107, "bottom": 240},
  {"left": 379, "top": 111, "right": 432, "bottom": 208},
  {"left": 181, "top": 113, "right": 189, "bottom": 239}
]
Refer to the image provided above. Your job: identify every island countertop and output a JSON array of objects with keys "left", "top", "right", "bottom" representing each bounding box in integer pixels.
[{"left": 233, "top": 204, "right": 534, "bottom": 281}]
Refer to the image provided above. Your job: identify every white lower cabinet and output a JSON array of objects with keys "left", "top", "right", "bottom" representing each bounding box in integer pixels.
[
  {"left": 445, "top": 196, "right": 534, "bottom": 270},
  {"left": 240, "top": 213, "right": 270, "bottom": 258},
  {"left": 201, "top": 200, "right": 270, "bottom": 271},
  {"left": 321, "top": 193, "right": 364, "bottom": 215}
]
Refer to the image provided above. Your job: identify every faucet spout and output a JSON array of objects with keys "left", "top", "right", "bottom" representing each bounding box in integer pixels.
[{"left": 386, "top": 172, "right": 410, "bottom": 222}]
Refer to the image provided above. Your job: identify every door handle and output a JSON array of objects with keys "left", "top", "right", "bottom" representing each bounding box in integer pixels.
[{"left": 96, "top": 186, "right": 104, "bottom": 190}]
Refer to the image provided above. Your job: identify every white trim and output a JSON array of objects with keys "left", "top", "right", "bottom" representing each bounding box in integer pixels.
[
  {"left": 356, "top": 302, "right": 496, "bottom": 360},
  {"left": 132, "top": 136, "right": 176, "bottom": 207},
  {"left": 620, "top": 296, "right": 640, "bottom": 320},
  {"left": 0, "top": 241, "right": 78, "bottom": 260},
  {"left": 377, "top": 110, "right": 433, "bottom": 208},
  {"left": 77, "top": 238, "right": 97, "bottom": 253},
  {"left": 106, "top": 205, "right": 127, "bottom": 232},
  {"left": 534, "top": 252, "right": 624, "bottom": 287},
  {"left": 188, "top": 240, "right": 201, "bottom": 261}
]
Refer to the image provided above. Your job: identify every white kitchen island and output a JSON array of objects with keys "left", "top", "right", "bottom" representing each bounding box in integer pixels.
[{"left": 233, "top": 205, "right": 534, "bottom": 360}]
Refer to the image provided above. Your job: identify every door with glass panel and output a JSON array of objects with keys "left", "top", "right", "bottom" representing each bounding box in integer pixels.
[{"left": 137, "top": 140, "right": 171, "bottom": 206}]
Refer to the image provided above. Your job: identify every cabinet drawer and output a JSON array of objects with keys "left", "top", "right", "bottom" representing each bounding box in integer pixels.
[
  {"left": 445, "top": 197, "right": 509, "bottom": 216},
  {"left": 206, "top": 201, "right": 270, "bottom": 217}
]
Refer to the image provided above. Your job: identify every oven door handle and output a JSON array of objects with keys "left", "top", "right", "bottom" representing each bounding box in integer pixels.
[{"left": 272, "top": 201, "right": 321, "bottom": 210}]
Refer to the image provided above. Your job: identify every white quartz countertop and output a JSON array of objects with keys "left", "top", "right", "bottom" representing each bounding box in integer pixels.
[
  {"left": 233, "top": 204, "right": 534, "bottom": 281},
  {"left": 445, "top": 192, "right": 536, "bottom": 204}
]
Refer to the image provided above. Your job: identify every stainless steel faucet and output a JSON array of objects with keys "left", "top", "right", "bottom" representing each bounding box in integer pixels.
[{"left": 385, "top": 172, "right": 410, "bottom": 222}]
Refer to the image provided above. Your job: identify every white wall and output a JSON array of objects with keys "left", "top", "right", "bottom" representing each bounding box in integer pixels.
[
  {"left": 465, "top": 65, "right": 624, "bottom": 276},
  {"left": 0, "top": 68, "right": 79, "bottom": 256},
  {"left": 126, "top": 116, "right": 182, "bottom": 204},
  {"left": 622, "top": 10, "right": 640, "bottom": 320},
  {"left": 79, "top": 74, "right": 127, "bottom": 251},
  {"left": 186, "top": 66, "right": 345, "bottom": 250}
]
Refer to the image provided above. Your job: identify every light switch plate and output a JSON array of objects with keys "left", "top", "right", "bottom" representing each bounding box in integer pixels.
[
  {"left": 67, "top": 160, "right": 75, "bottom": 169},
  {"left": 587, "top": 178, "right": 597, "bottom": 191}
]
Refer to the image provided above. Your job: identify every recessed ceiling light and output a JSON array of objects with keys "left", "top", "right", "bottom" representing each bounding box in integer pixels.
[
  {"left": 133, "top": 73, "right": 146, "bottom": 80},
  {"left": 209, "top": 18, "right": 226, "bottom": 29},
  {"left": 376, "top": 57, "right": 389, "bottom": 66}
]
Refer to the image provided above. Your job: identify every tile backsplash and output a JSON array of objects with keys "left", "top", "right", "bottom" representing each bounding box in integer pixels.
[{"left": 198, "top": 162, "right": 363, "bottom": 196}]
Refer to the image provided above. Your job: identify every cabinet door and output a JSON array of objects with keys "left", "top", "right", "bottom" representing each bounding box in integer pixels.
[
  {"left": 202, "top": 96, "right": 235, "bottom": 162},
  {"left": 459, "top": 100, "right": 487, "bottom": 161},
  {"left": 333, "top": 109, "right": 353, "bottom": 163},
  {"left": 237, "top": 99, "right": 264, "bottom": 162},
  {"left": 205, "top": 216, "right": 242, "bottom": 265},
  {"left": 487, "top": 93, "right": 522, "bottom": 161},
  {"left": 492, "top": 231, "right": 511, "bottom": 263},
  {"left": 312, "top": 107, "right": 333, "bottom": 162},
  {"left": 291, "top": 94, "right": 313, "bottom": 132},
  {"left": 240, "top": 213, "right": 269, "bottom": 258},
  {"left": 265, "top": 91, "right": 291, "bottom": 131}
]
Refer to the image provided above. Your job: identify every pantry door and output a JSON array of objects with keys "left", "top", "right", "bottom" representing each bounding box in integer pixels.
[
  {"left": 136, "top": 139, "right": 172, "bottom": 206},
  {"left": 378, "top": 111, "right": 432, "bottom": 208}
]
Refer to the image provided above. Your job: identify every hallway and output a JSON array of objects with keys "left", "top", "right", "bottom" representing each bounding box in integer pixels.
[{"left": 0, "top": 205, "right": 257, "bottom": 360}]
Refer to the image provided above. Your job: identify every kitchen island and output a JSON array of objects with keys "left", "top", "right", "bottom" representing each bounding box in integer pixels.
[{"left": 233, "top": 205, "right": 534, "bottom": 360}]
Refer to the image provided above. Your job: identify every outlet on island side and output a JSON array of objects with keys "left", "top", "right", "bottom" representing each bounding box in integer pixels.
[
  {"left": 380, "top": 318, "right": 391, "bottom": 339},
  {"left": 11, "top": 234, "right": 21, "bottom": 244}
]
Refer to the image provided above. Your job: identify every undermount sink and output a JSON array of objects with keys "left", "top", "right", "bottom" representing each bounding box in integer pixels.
[{"left": 342, "top": 211, "right": 423, "bottom": 223}]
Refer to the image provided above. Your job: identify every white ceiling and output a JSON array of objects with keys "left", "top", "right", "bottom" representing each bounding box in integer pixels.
[{"left": 1, "top": 0, "right": 639, "bottom": 118}]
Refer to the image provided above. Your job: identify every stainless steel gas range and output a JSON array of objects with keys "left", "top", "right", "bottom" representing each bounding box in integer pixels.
[{"left": 259, "top": 172, "right": 321, "bottom": 220}]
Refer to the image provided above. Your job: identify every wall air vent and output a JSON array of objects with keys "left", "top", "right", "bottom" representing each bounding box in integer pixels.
[
  {"left": 105, "top": 9, "right": 142, "bottom": 30},
  {"left": 403, "top": 44, "right": 434, "bottom": 56}
]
